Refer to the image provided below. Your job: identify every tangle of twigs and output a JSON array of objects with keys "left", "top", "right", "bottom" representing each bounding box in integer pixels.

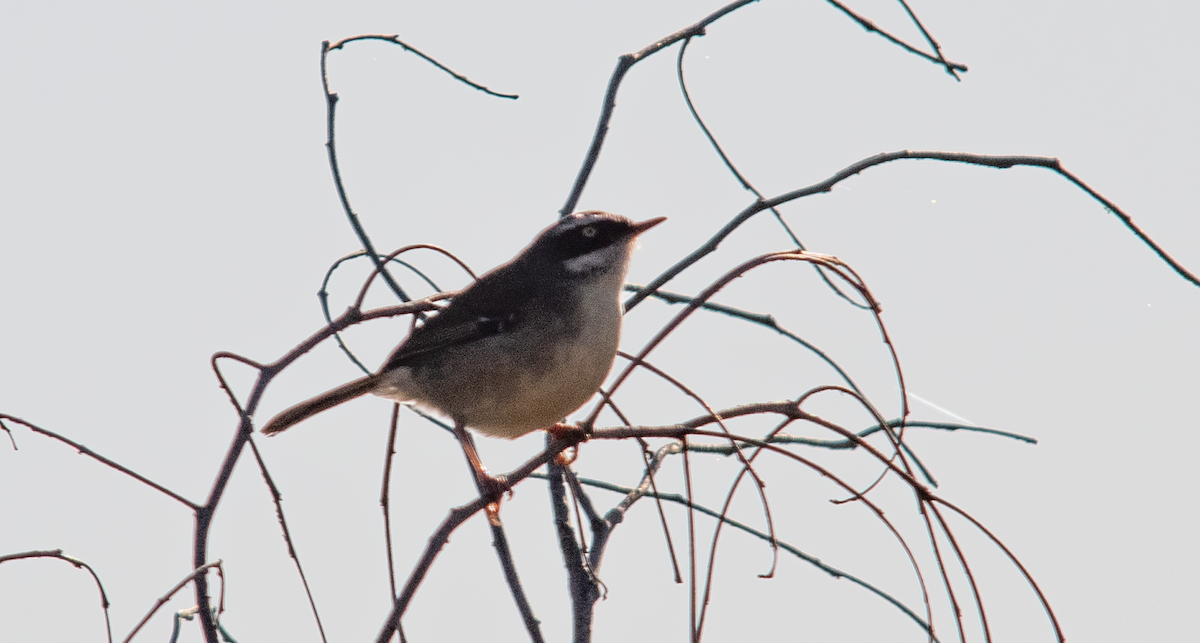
[{"left": 4, "top": 2, "right": 1196, "bottom": 643}]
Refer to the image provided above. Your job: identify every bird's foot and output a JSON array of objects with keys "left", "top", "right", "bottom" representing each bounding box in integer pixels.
[
  {"left": 477, "top": 473, "right": 512, "bottom": 527},
  {"left": 547, "top": 423, "right": 585, "bottom": 465}
]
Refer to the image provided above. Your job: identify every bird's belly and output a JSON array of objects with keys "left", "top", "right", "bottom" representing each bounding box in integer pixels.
[{"left": 375, "top": 301, "right": 621, "bottom": 438}]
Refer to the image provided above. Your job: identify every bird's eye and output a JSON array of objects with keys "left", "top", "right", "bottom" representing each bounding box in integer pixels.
[{"left": 581, "top": 226, "right": 597, "bottom": 238}]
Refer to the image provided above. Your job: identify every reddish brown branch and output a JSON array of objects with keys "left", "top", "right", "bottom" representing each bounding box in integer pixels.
[
  {"left": 193, "top": 296, "right": 442, "bottom": 642},
  {"left": 374, "top": 499, "right": 489, "bottom": 643},
  {"left": 935, "top": 498, "right": 1065, "bottom": 642}
]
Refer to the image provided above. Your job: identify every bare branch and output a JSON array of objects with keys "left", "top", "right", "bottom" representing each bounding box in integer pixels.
[
  {"left": 194, "top": 296, "right": 444, "bottom": 643},
  {"left": 0, "top": 549, "right": 112, "bottom": 643},
  {"left": 375, "top": 499, "right": 489, "bottom": 643},
  {"left": 550, "top": 474, "right": 940, "bottom": 641},
  {"left": 245, "top": 436, "right": 327, "bottom": 643},
  {"left": 625, "top": 151, "right": 1198, "bottom": 322},
  {"left": 326, "top": 34, "right": 519, "bottom": 99},
  {"left": 548, "top": 461, "right": 597, "bottom": 643},
  {"left": 320, "top": 35, "right": 515, "bottom": 306},
  {"left": 560, "top": 0, "right": 758, "bottom": 216},
  {"left": 122, "top": 561, "right": 223, "bottom": 643},
  {"left": 0, "top": 415, "right": 200, "bottom": 511},
  {"left": 935, "top": 498, "right": 1065, "bottom": 642},
  {"left": 824, "top": 0, "right": 967, "bottom": 77}
]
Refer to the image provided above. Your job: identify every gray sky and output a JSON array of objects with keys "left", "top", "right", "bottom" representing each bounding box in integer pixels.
[{"left": 2, "top": 1, "right": 1197, "bottom": 641}]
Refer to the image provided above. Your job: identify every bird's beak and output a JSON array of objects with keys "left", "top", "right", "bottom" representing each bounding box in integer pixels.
[{"left": 629, "top": 216, "right": 667, "bottom": 236}]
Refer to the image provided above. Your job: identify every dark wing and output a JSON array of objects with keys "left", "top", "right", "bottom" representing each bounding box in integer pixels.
[
  {"left": 381, "top": 308, "right": 521, "bottom": 370},
  {"left": 380, "top": 260, "right": 538, "bottom": 371}
]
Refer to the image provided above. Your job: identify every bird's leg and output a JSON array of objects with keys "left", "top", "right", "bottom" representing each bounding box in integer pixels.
[
  {"left": 546, "top": 422, "right": 585, "bottom": 465},
  {"left": 453, "top": 422, "right": 509, "bottom": 526}
]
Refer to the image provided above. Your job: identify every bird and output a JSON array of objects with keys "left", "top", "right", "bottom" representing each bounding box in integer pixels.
[{"left": 260, "top": 211, "right": 665, "bottom": 522}]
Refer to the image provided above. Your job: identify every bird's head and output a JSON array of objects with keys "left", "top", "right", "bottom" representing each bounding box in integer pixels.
[{"left": 525, "top": 211, "right": 666, "bottom": 277}]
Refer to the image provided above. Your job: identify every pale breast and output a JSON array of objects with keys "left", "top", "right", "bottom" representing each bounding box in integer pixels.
[{"left": 372, "top": 272, "right": 625, "bottom": 438}]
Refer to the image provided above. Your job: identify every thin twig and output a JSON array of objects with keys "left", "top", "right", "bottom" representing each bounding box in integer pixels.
[
  {"left": 452, "top": 425, "right": 544, "bottom": 643},
  {"left": 381, "top": 403, "right": 402, "bottom": 601},
  {"left": 374, "top": 499, "right": 490, "bottom": 643},
  {"left": 598, "top": 251, "right": 888, "bottom": 427},
  {"left": 894, "top": 0, "right": 960, "bottom": 79},
  {"left": 675, "top": 36, "right": 868, "bottom": 309},
  {"left": 824, "top": 0, "right": 967, "bottom": 76},
  {"left": 695, "top": 414, "right": 793, "bottom": 639},
  {"left": 928, "top": 501, "right": 992, "bottom": 642},
  {"left": 624, "top": 151, "right": 1198, "bottom": 319},
  {"left": 590, "top": 423, "right": 937, "bottom": 638},
  {"left": 917, "top": 497, "right": 965, "bottom": 642},
  {"left": 319, "top": 251, "right": 445, "bottom": 375},
  {"left": 195, "top": 296, "right": 442, "bottom": 643},
  {"left": 585, "top": 389, "right": 683, "bottom": 581},
  {"left": 0, "top": 415, "right": 200, "bottom": 510},
  {"left": 368, "top": 408, "right": 953, "bottom": 640},
  {"left": 560, "top": 0, "right": 758, "bottom": 216},
  {"left": 0, "top": 418, "right": 16, "bottom": 450},
  {"left": 615, "top": 350, "right": 780, "bottom": 587},
  {"left": 623, "top": 284, "right": 866, "bottom": 396},
  {"left": 489, "top": 518, "right": 546, "bottom": 643},
  {"left": 594, "top": 441, "right": 683, "bottom": 581},
  {"left": 935, "top": 498, "right": 1065, "bottom": 642},
  {"left": 689, "top": 419, "right": 1036, "bottom": 454},
  {"left": 210, "top": 352, "right": 265, "bottom": 416},
  {"left": 320, "top": 35, "right": 514, "bottom": 305},
  {"left": 682, "top": 434, "right": 698, "bottom": 643},
  {"left": 326, "top": 34, "right": 519, "bottom": 99},
  {"left": 123, "top": 561, "right": 223, "bottom": 643},
  {"left": 245, "top": 436, "right": 327, "bottom": 643},
  {"left": 0, "top": 549, "right": 113, "bottom": 643},
  {"left": 548, "top": 474, "right": 941, "bottom": 641}
]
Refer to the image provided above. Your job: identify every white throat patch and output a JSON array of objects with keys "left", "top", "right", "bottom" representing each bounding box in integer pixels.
[{"left": 563, "top": 242, "right": 631, "bottom": 276}]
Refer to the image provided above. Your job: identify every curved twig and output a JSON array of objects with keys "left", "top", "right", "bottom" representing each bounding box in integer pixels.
[
  {"left": 623, "top": 284, "right": 865, "bottom": 395},
  {"left": 614, "top": 351, "right": 779, "bottom": 578},
  {"left": 675, "top": 36, "right": 869, "bottom": 309},
  {"left": 381, "top": 404, "right": 401, "bottom": 602},
  {"left": 0, "top": 549, "right": 113, "bottom": 643},
  {"left": 559, "top": 0, "right": 757, "bottom": 216},
  {"left": 326, "top": 34, "right": 519, "bottom": 99},
  {"left": 352, "top": 244, "right": 472, "bottom": 311},
  {"left": 319, "top": 251, "right": 446, "bottom": 375},
  {"left": 210, "top": 352, "right": 265, "bottom": 416},
  {"left": 123, "top": 561, "right": 223, "bottom": 643},
  {"left": 592, "top": 424, "right": 939, "bottom": 642},
  {"left": 547, "top": 473, "right": 941, "bottom": 642},
  {"left": 690, "top": 420, "right": 1036, "bottom": 453},
  {"left": 320, "top": 34, "right": 513, "bottom": 306},
  {"left": 370, "top": 401, "right": 977, "bottom": 641},
  {"left": 194, "top": 296, "right": 443, "bottom": 642},
  {"left": 928, "top": 501, "right": 991, "bottom": 642},
  {"left": 935, "top": 497, "right": 1065, "bottom": 642},
  {"left": 624, "top": 151, "right": 1198, "bottom": 321}
]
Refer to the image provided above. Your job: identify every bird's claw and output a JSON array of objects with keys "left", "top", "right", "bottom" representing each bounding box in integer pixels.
[{"left": 477, "top": 474, "right": 512, "bottom": 527}]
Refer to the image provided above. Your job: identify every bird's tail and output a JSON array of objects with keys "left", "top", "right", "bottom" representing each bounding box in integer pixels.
[{"left": 260, "top": 375, "right": 379, "bottom": 435}]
